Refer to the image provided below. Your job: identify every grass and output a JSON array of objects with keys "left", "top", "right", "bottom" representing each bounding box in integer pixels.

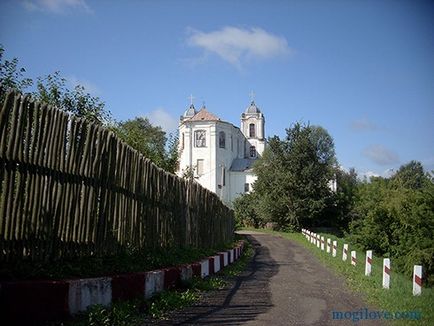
[
  {"left": 241, "top": 227, "right": 433, "bottom": 325},
  {"left": 47, "top": 239, "right": 253, "bottom": 326},
  {"left": 0, "top": 240, "right": 240, "bottom": 281}
]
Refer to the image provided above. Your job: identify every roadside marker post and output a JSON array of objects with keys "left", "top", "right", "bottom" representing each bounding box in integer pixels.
[
  {"left": 351, "top": 251, "right": 356, "bottom": 266},
  {"left": 332, "top": 241, "right": 337, "bottom": 257},
  {"left": 321, "top": 236, "right": 325, "bottom": 251},
  {"left": 383, "top": 258, "right": 390, "bottom": 289},
  {"left": 413, "top": 265, "right": 422, "bottom": 296},
  {"left": 365, "top": 250, "right": 372, "bottom": 276},
  {"left": 326, "top": 238, "right": 331, "bottom": 253},
  {"left": 317, "top": 234, "right": 320, "bottom": 248},
  {"left": 342, "top": 244, "right": 348, "bottom": 261}
]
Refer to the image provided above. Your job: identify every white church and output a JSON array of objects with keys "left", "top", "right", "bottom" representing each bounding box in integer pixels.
[{"left": 177, "top": 99, "right": 266, "bottom": 206}]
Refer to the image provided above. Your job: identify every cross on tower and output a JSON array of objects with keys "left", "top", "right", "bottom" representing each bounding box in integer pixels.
[
  {"left": 249, "top": 90, "right": 256, "bottom": 102},
  {"left": 188, "top": 94, "right": 195, "bottom": 106}
]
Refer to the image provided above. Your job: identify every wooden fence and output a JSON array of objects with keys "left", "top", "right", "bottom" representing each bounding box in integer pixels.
[{"left": 0, "top": 91, "right": 234, "bottom": 262}]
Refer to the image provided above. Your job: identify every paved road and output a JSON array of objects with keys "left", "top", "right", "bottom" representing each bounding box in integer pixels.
[{"left": 151, "top": 232, "right": 383, "bottom": 325}]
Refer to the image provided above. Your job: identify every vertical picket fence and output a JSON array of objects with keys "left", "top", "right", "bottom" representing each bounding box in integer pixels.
[{"left": 0, "top": 91, "right": 235, "bottom": 263}]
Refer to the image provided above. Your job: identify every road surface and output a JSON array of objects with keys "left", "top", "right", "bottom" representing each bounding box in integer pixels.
[{"left": 148, "top": 232, "right": 383, "bottom": 325}]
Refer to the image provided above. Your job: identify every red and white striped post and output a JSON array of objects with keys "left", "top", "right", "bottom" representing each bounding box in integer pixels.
[
  {"left": 413, "top": 265, "right": 422, "bottom": 296},
  {"left": 383, "top": 258, "right": 390, "bottom": 289},
  {"left": 316, "top": 234, "right": 320, "bottom": 248},
  {"left": 332, "top": 240, "right": 337, "bottom": 257},
  {"left": 320, "top": 236, "right": 325, "bottom": 251},
  {"left": 351, "top": 251, "right": 356, "bottom": 266},
  {"left": 365, "top": 250, "right": 372, "bottom": 276},
  {"left": 311, "top": 232, "right": 315, "bottom": 244},
  {"left": 342, "top": 244, "right": 348, "bottom": 261},
  {"left": 326, "top": 238, "right": 331, "bottom": 254}
]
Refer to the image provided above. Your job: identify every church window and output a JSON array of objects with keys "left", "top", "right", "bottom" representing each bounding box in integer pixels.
[
  {"left": 250, "top": 146, "right": 256, "bottom": 158},
  {"left": 196, "top": 159, "right": 204, "bottom": 176},
  {"left": 249, "top": 123, "right": 256, "bottom": 138},
  {"left": 194, "top": 130, "right": 206, "bottom": 147},
  {"left": 244, "top": 183, "right": 250, "bottom": 193},
  {"left": 219, "top": 131, "right": 226, "bottom": 149}
]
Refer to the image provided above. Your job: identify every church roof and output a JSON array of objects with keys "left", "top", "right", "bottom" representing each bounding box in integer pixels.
[
  {"left": 245, "top": 101, "right": 261, "bottom": 114},
  {"left": 188, "top": 107, "right": 221, "bottom": 121},
  {"left": 230, "top": 158, "right": 256, "bottom": 172}
]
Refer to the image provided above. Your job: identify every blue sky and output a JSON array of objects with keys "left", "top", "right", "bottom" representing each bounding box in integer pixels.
[{"left": 1, "top": 0, "right": 433, "bottom": 177}]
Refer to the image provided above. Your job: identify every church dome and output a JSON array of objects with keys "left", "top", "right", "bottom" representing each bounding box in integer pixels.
[
  {"left": 245, "top": 101, "right": 261, "bottom": 114},
  {"left": 183, "top": 104, "right": 197, "bottom": 118}
]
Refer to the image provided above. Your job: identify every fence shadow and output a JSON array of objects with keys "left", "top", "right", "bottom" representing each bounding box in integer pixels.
[{"left": 161, "top": 235, "right": 278, "bottom": 325}]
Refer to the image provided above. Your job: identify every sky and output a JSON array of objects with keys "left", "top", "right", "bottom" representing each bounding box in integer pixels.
[{"left": 1, "top": 0, "right": 433, "bottom": 178}]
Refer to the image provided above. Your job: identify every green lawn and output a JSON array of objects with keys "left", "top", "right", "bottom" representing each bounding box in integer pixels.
[{"left": 241, "top": 227, "right": 433, "bottom": 326}]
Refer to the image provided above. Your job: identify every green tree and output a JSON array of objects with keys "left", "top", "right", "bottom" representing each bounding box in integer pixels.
[
  {"left": 347, "top": 162, "right": 434, "bottom": 285},
  {"left": 331, "top": 167, "right": 359, "bottom": 229},
  {"left": 253, "top": 122, "right": 336, "bottom": 230},
  {"left": 0, "top": 44, "right": 33, "bottom": 103},
  {"left": 233, "top": 192, "right": 263, "bottom": 229},
  {"left": 34, "top": 71, "right": 111, "bottom": 124},
  {"left": 391, "top": 160, "right": 428, "bottom": 189},
  {"left": 113, "top": 117, "right": 179, "bottom": 173}
]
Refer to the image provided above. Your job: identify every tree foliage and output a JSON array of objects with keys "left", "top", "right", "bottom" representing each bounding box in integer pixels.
[
  {"left": 347, "top": 163, "right": 434, "bottom": 285},
  {"left": 0, "top": 44, "right": 33, "bottom": 102},
  {"left": 233, "top": 192, "right": 263, "bottom": 229},
  {"left": 34, "top": 71, "right": 111, "bottom": 124},
  {"left": 253, "top": 122, "right": 337, "bottom": 230},
  {"left": 113, "top": 117, "right": 179, "bottom": 173}
]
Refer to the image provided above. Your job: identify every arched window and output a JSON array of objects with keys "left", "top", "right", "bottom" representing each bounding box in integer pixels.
[
  {"left": 250, "top": 146, "right": 256, "bottom": 158},
  {"left": 194, "top": 130, "right": 206, "bottom": 147},
  {"left": 219, "top": 131, "right": 226, "bottom": 149},
  {"left": 249, "top": 123, "right": 256, "bottom": 138}
]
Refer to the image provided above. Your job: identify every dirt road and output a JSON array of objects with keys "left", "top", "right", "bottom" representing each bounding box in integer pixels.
[{"left": 152, "top": 232, "right": 382, "bottom": 325}]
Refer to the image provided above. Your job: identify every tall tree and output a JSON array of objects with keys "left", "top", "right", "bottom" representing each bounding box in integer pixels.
[
  {"left": 0, "top": 44, "right": 33, "bottom": 103},
  {"left": 254, "top": 122, "right": 336, "bottom": 229},
  {"left": 113, "top": 117, "right": 179, "bottom": 173},
  {"left": 34, "top": 71, "right": 111, "bottom": 124}
]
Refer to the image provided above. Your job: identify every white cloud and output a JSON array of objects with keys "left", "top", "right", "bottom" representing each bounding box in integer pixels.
[
  {"left": 67, "top": 76, "right": 101, "bottom": 96},
  {"left": 22, "top": 0, "right": 92, "bottom": 14},
  {"left": 146, "top": 108, "right": 178, "bottom": 133},
  {"left": 186, "top": 26, "right": 292, "bottom": 67},
  {"left": 350, "top": 117, "right": 378, "bottom": 131},
  {"left": 363, "top": 144, "right": 400, "bottom": 166}
]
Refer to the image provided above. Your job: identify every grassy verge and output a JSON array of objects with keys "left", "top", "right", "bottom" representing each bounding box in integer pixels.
[
  {"left": 0, "top": 238, "right": 241, "bottom": 281},
  {"left": 241, "top": 227, "right": 433, "bottom": 325},
  {"left": 48, "top": 239, "right": 253, "bottom": 326}
]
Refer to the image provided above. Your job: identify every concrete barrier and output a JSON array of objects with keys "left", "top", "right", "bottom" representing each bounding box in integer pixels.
[
  {"left": 332, "top": 240, "right": 337, "bottom": 257},
  {"left": 351, "top": 251, "right": 356, "bottom": 266},
  {"left": 383, "top": 258, "right": 390, "bottom": 289},
  {"left": 342, "top": 244, "right": 348, "bottom": 261},
  {"left": 413, "top": 265, "right": 422, "bottom": 296},
  {"left": 365, "top": 250, "right": 372, "bottom": 276},
  {"left": 2, "top": 241, "right": 245, "bottom": 323},
  {"left": 68, "top": 277, "right": 112, "bottom": 315}
]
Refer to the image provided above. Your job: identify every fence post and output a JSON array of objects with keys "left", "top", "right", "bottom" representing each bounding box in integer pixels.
[
  {"left": 383, "top": 258, "right": 390, "bottom": 289},
  {"left": 365, "top": 250, "right": 372, "bottom": 276},
  {"left": 413, "top": 265, "right": 422, "bottom": 296},
  {"left": 342, "top": 244, "right": 348, "bottom": 261},
  {"left": 320, "top": 236, "right": 325, "bottom": 251},
  {"left": 332, "top": 241, "right": 337, "bottom": 257},
  {"left": 326, "top": 238, "right": 331, "bottom": 253},
  {"left": 351, "top": 251, "right": 356, "bottom": 266},
  {"left": 316, "top": 234, "right": 320, "bottom": 248}
]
